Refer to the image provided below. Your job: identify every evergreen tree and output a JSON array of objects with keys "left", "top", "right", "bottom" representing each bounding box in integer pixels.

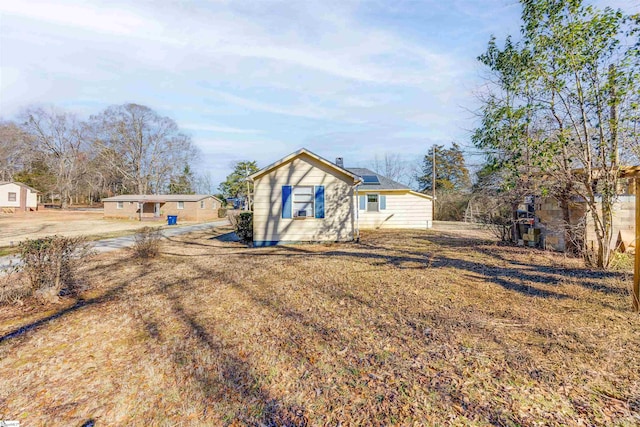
[
  {"left": 168, "top": 165, "right": 195, "bottom": 194},
  {"left": 417, "top": 143, "right": 470, "bottom": 192},
  {"left": 219, "top": 161, "right": 259, "bottom": 209}
]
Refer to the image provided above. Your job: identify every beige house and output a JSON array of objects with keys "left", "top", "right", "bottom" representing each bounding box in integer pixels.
[
  {"left": 0, "top": 182, "right": 39, "bottom": 213},
  {"left": 103, "top": 194, "right": 222, "bottom": 221},
  {"left": 250, "top": 148, "right": 433, "bottom": 247}
]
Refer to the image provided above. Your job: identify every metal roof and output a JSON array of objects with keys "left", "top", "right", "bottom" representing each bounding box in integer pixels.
[
  {"left": 346, "top": 168, "right": 410, "bottom": 190},
  {"left": 102, "top": 194, "right": 216, "bottom": 202}
]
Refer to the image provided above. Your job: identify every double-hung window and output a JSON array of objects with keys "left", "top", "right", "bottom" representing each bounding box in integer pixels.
[
  {"left": 177, "top": 201, "right": 184, "bottom": 209},
  {"left": 282, "top": 185, "right": 324, "bottom": 219},
  {"left": 293, "top": 186, "right": 314, "bottom": 217},
  {"left": 200, "top": 200, "right": 205, "bottom": 209},
  {"left": 359, "top": 193, "right": 386, "bottom": 212},
  {"left": 8, "top": 192, "right": 16, "bottom": 202},
  {"left": 116, "top": 201, "right": 123, "bottom": 209},
  {"left": 367, "top": 194, "right": 379, "bottom": 212}
]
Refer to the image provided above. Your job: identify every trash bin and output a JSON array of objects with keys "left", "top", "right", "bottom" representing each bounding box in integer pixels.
[{"left": 167, "top": 215, "right": 177, "bottom": 225}]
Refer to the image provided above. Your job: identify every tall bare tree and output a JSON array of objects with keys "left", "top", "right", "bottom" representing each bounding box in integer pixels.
[
  {"left": 20, "top": 107, "right": 88, "bottom": 208},
  {"left": 0, "top": 120, "right": 28, "bottom": 182},
  {"left": 91, "top": 103, "right": 198, "bottom": 194}
]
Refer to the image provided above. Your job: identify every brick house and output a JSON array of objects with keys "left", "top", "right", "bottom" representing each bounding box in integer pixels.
[{"left": 103, "top": 194, "right": 222, "bottom": 221}]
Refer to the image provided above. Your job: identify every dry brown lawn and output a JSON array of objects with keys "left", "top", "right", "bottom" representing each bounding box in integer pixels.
[
  {"left": 0, "top": 227, "right": 639, "bottom": 426},
  {"left": 0, "top": 210, "right": 204, "bottom": 248}
]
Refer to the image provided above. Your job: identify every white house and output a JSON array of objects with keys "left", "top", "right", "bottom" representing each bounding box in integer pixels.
[
  {"left": 0, "top": 182, "right": 39, "bottom": 212},
  {"left": 249, "top": 148, "right": 433, "bottom": 247}
]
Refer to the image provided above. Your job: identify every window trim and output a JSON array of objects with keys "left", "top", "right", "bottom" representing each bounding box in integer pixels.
[
  {"left": 200, "top": 200, "right": 205, "bottom": 209},
  {"left": 367, "top": 193, "right": 379, "bottom": 212},
  {"left": 292, "top": 185, "right": 314, "bottom": 218},
  {"left": 116, "top": 201, "right": 123, "bottom": 209},
  {"left": 177, "top": 201, "right": 184, "bottom": 210},
  {"left": 7, "top": 192, "right": 16, "bottom": 202}
]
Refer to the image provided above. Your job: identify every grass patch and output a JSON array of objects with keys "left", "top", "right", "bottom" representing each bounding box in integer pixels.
[{"left": 0, "top": 227, "right": 638, "bottom": 425}]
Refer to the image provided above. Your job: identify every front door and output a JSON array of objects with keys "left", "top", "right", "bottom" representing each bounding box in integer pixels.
[{"left": 154, "top": 203, "right": 160, "bottom": 217}]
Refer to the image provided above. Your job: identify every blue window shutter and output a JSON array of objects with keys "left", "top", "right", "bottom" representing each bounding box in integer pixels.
[
  {"left": 380, "top": 195, "right": 386, "bottom": 210},
  {"left": 315, "top": 186, "right": 325, "bottom": 218},
  {"left": 359, "top": 195, "right": 366, "bottom": 210},
  {"left": 282, "top": 185, "right": 292, "bottom": 218}
]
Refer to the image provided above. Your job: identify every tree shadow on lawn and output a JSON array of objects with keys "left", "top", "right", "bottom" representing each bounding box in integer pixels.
[
  {"left": 174, "top": 257, "right": 585, "bottom": 425},
  {"left": 149, "top": 275, "right": 309, "bottom": 426},
  {"left": 359, "top": 235, "right": 627, "bottom": 297},
  {"left": 0, "top": 259, "right": 154, "bottom": 344},
  {"left": 243, "top": 235, "right": 628, "bottom": 304}
]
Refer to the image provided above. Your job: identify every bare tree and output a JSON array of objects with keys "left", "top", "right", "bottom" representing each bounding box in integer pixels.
[
  {"left": 91, "top": 104, "right": 199, "bottom": 194},
  {"left": 19, "top": 107, "right": 88, "bottom": 208},
  {"left": 370, "top": 153, "right": 408, "bottom": 184},
  {"left": 195, "top": 170, "right": 216, "bottom": 195},
  {"left": 0, "top": 120, "right": 28, "bottom": 182}
]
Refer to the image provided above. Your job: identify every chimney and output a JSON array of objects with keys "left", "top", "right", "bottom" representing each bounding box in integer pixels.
[{"left": 335, "top": 157, "right": 344, "bottom": 168}]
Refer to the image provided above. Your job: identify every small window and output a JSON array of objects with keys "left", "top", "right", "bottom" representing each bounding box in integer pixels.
[
  {"left": 177, "top": 201, "right": 184, "bottom": 209},
  {"left": 200, "top": 200, "right": 205, "bottom": 209},
  {"left": 367, "top": 194, "right": 379, "bottom": 212},
  {"left": 293, "top": 186, "right": 314, "bottom": 217},
  {"left": 116, "top": 201, "right": 123, "bottom": 209},
  {"left": 8, "top": 192, "right": 16, "bottom": 202}
]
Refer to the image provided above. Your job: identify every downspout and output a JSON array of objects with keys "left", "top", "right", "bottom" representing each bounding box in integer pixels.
[{"left": 354, "top": 181, "right": 361, "bottom": 242}]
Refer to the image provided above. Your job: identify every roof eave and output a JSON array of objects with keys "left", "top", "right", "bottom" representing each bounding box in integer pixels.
[{"left": 250, "top": 148, "right": 359, "bottom": 182}]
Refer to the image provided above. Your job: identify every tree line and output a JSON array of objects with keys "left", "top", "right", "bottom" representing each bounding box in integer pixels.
[{"left": 0, "top": 103, "right": 203, "bottom": 207}]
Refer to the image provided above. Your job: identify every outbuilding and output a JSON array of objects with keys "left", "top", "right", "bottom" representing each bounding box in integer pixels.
[{"left": 0, "top": 181, "right": 39, "bottom": 213}]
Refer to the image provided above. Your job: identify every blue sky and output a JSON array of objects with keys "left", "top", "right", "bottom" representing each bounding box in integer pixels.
[{"left": 0, "top": 0, "right": 635, "bottom": 188}]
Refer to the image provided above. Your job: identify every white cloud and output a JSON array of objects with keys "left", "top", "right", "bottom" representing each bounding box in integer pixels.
[{"left": 181, "top": 123, "right": 262, "bottom": 134}]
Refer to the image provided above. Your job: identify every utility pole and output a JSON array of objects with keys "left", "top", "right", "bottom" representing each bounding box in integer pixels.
[
  {"left": 245, "top": 165, "right": 252, "bottom": 211},
  {"left": 432, "top": 146, "right": 436, "bottom": 221}
]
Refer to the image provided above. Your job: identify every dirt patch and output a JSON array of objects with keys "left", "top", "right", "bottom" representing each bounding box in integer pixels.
[
  {"left": 0, "top": 210, "right": 198, "bottom": 247},
  {"left": 0, "top": 227, "right": 638, "bottom": 426}
]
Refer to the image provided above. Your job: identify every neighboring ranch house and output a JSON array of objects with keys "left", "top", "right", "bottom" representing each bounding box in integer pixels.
[
  {"left": 0, "top": 181, "right": 39, "bottom": 213},
  {"left": 250, "top": 148, "right": 433, "bottom": 247},
  {"left": 103, "top": 194, "right": 222, "bottom": 221}
]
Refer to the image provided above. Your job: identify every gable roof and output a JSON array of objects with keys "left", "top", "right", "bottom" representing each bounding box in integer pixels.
[
  {"left": 347, "top": 168, "right": 433, "bottom": 200},
  {"left": 250, "top": 148, "right": 360, "bottom": 182},
  {"left": 0, "top": 181, "right": 40, "bottom": 193},
  {"left": 346, "top": 167, "right": 410, "bottom": 191},
  {"left": 102, "top": 194, "right": 216, "bottom": 203}
]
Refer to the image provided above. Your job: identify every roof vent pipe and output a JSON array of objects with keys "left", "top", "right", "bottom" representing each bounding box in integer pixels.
[{"left": 336, "top": 157, "right": 344, "bottom": 168}]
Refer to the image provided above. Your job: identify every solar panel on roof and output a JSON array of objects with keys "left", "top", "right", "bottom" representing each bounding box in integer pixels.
[{"left": 362, "top": 175, "right": 380, "bottom": 184}]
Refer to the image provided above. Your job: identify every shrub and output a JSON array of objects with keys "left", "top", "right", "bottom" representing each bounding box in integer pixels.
[
  {"left": 18, "top": 235, "right": 93, "bottom": 300},
  {"left": 232, "top": 212, "right": 253, "bottom": 244},
  {"left": 0, "top": 261, "right": 30, "bottom": 304},
  {"left": 218, "top": 207, "right": 227, "bottom": 218},
  {"left": 132, "top": 227, "right": 162, "bottom": 258}
]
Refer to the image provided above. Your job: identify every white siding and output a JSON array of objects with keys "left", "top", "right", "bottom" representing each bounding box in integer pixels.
[
  {"left": 253, "top": 154, "right": 355, "bottom": 243},
  {"left": 0, "top": 183, "right": 21, "bottom": 208},
  {"left": 357, "top": 191, "right": 432, "bottom": 229},
  {"left": 26, "top": 191, "right": 38, "bottom": 208}
]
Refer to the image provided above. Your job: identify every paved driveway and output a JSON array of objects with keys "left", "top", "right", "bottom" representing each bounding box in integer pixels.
[{"left": 0, "top": 220, "right": 229, "bottom": 272}]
